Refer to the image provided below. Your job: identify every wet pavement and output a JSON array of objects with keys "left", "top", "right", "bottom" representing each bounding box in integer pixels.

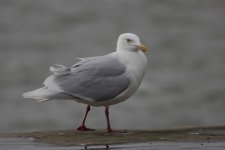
[{"left": 1, "top": 138, "right": 225, "bottom": 150}]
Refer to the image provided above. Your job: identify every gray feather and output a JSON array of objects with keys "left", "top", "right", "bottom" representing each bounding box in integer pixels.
[{"left": 54, "top": 54, "right": 130, "bottom": 101}]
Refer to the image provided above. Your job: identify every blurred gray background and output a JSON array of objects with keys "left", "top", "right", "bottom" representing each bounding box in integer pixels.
[{"left": 0, "top": 0, "right": 225, "bottom": 132}]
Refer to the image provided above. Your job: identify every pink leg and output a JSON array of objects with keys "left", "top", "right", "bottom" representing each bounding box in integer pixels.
[
  {"left": 77, "top": 105, "right": 95, "bottom": 131},
  {"left": 105, "top": 106, "right": 127, "bottom": 133}
]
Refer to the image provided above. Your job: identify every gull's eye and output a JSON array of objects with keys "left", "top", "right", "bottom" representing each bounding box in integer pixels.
[{"left": 126, "top": 39, "right": 132, "bottom": 42}]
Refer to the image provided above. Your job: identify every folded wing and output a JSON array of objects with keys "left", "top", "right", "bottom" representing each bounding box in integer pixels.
[{"left": 23, "top": 54, "right": 130, "bottom": 102}]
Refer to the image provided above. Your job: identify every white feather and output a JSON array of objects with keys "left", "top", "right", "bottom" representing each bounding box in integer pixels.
[
  {"left": 50, "top": 64, "right": 70, "bottom": 75},
  {"left": 23, "top": 87, "right": 49, "bottom": 100}
]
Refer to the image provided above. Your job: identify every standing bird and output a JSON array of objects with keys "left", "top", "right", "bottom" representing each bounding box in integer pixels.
[{"left": 23, "top": 33, "right": 148, "bottom": 133}]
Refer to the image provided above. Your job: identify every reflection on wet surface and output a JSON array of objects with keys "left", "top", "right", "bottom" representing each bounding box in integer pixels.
[{"left": 1, "top": 138, "right": 225, "bottom": 150}]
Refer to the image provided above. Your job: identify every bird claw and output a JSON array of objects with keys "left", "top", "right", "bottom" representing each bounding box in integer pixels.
[{"left": 77, "top": 125, "right": 95, "bottom": 131}]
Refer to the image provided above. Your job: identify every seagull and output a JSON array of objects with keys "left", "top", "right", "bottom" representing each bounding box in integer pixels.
[{"left": 23, "top": 33, "right": 148, "bottom": 133}]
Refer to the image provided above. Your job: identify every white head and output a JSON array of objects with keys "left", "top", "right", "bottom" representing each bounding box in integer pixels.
[{"left": 116, "top": 33, "right": 147, "bottom": 53}]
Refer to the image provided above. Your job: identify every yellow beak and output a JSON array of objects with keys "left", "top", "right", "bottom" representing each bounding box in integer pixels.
[{"left": 136, "top": 44, "right": 148, "bottom": 53}]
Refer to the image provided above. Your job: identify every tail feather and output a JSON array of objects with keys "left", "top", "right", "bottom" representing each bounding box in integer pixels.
[
  {"left": 23, "top": 87, "right": 50, "bottom": 101},
  {"left": 23, "top": 87, "right": 76, "bottom": 101}
]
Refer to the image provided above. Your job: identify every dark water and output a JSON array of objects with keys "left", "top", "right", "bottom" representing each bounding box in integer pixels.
[{"left": 0, "top": 0, "right": 225, "bottom": 132}]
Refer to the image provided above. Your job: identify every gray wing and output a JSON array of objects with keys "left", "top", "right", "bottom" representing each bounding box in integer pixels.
[{"left": 53, "top": 54, "right": 130, "bottom": 101}]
